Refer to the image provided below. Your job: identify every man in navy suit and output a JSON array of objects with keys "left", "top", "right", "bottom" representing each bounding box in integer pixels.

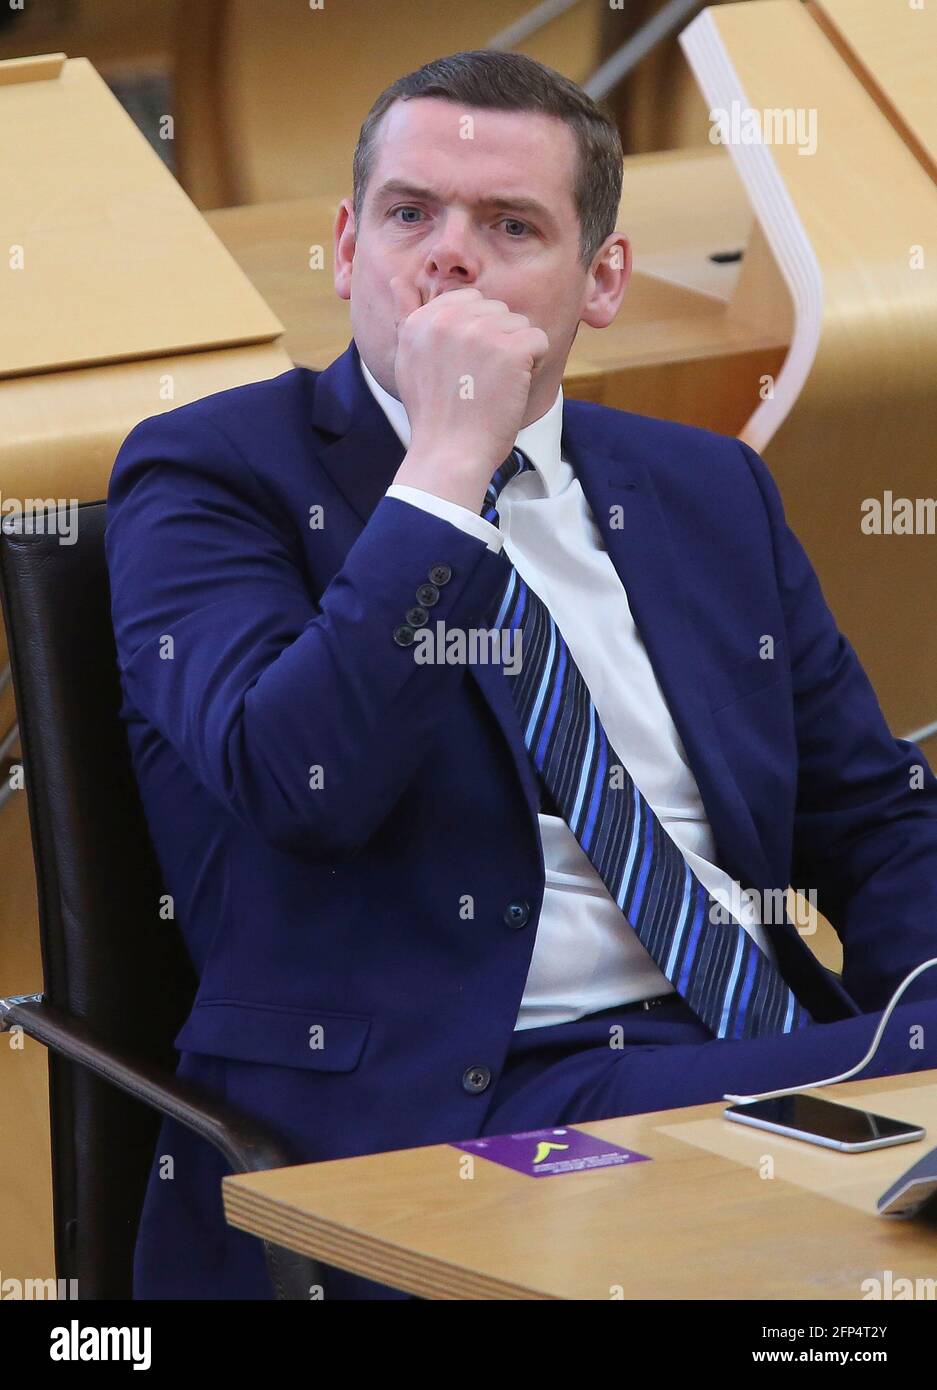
[{"left": 107, "top": 51, "right": 937, "bottom": 1300}]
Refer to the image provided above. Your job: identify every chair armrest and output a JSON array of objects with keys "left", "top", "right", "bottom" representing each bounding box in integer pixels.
[
  {"left": 1, "top": 995, "right": 299, "bottom": 1172},
  {"left": 0, "top": 994, "right": 329, "bottom": 1299}
]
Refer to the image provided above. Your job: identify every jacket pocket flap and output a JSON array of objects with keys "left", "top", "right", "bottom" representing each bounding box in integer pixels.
[{"left": 173, "top": 999, "right": 371, "bottom": 1072}]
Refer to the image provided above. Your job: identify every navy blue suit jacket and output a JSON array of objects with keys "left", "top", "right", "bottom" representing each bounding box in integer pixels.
[{"left": 106, "top": 338, "right": 937, "bottom": 1202}]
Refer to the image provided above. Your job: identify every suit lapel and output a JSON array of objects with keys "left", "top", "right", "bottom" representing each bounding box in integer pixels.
[{"left": 312, "top": 339, "right": 408, "bottom": 518}]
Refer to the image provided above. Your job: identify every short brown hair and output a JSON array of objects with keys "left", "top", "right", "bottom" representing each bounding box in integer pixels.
[{"left": 352, "top": 50, "right": 623, "bottom": 270}]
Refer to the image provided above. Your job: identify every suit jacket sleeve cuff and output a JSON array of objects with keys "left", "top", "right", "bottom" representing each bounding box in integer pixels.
[{"left": 386, "top": 483, "right": 504, "bottom": 553}]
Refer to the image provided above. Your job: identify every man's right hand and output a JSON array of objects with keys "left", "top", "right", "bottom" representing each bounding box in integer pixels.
[{"left": 389, "top": 277, "right": 549, "bottom": 513}]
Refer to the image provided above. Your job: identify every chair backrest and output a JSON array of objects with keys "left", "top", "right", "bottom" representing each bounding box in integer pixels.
[{"left": 0, "top": 500, "right": 197, "bottom": 1299}]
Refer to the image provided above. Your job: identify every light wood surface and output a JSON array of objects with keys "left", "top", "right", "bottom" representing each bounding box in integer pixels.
[
  {"left": 0, "top": 54, "right": 281, "bottom": 380},
  {"left": 682, "top": 0, "right": 937, "bottom": 743},
  {"left": 812, "top": 0, "right": 937, "bottom": 181},
  {"left": 224, "top": 1067, "right": 937, "bottom": 1300}
]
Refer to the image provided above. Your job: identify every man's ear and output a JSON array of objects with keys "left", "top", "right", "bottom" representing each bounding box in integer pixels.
[
  {"left": 334, "top": 198, "right": 356, "bottom": 301},
  {"left": 580, "top": 233, "right": 631, "bottom": 331}
]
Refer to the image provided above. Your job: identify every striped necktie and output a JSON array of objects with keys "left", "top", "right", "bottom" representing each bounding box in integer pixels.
[{"left": 482, "top": 447, "right": 813, "bottom": 1041}]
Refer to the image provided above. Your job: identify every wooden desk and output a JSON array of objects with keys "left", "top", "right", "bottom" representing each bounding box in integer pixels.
[
  {"left": 224, "top": 1067, "right": 937, "bottom": 1300},
  {"left": 812, "top": 0, "right": 937, "bottom": 181}
]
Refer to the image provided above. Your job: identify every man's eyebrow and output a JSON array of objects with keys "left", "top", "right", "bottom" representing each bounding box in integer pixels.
[{"left": 371, "top": 179, "right": 557, "bottom": 226}]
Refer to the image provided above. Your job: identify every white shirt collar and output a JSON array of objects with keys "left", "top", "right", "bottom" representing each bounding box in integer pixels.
[{"left": 358, "top": 350, "right": 565, "bottom": 498}]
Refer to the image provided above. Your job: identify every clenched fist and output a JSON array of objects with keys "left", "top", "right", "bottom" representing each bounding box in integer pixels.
[{"left": 390, "top": 277, "right": 549, "bottom": 513}]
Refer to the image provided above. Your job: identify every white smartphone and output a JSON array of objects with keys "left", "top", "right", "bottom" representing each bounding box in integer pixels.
[{"left": 724, "top": 1094, "right": 925, "bottom": 1152}]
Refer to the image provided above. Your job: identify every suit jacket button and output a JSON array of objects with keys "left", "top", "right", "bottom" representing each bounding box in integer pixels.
[
  {"left": 415, "top": 581, "right": 439, "bottom": 607},
  {"left": 462, "top": 1065, "right": 491, "bottom": 1093},
  {"left": 405, "top": 605, "right": 429, "bottom": 626},
  {"left": 393, "top": 624, "right": 416, "bottom": 646},
  {"left": 428, "top": 564, "right": 452, "bottom": 586},
  {"left": 503, "top": 899, "right": 531, "bottom": 929}
]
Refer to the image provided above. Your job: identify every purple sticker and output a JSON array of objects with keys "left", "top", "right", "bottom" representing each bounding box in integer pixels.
[{"left": 451, "top": 1126, "right": 651, "bottom": 1177}]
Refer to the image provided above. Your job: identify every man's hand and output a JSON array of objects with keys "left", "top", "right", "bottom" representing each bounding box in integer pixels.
[{"left": 389, "top": 278, "right": 549, "bottom": 512}]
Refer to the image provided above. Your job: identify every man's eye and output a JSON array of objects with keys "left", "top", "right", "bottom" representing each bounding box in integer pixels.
[{"left": 388, "top": 207, "right": 530, "bottom": 237}]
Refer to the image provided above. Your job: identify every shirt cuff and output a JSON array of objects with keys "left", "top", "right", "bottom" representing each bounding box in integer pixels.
[{"left": 385, "top": 484, "right": 504, "bottom": 553}]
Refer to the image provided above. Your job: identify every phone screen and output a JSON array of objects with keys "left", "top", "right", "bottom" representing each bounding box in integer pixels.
[{"left": 727, "top": 1095, "right": 921, "bottom": 1143}]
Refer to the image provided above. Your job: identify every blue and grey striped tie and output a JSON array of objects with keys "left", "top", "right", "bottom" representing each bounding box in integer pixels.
[{"left": 483, "top": 447, "right": 813, "bottom": 1041}]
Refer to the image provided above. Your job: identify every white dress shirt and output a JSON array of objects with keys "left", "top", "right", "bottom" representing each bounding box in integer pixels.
[{"left": 359, "top": 355, "right": 779, "bottom": 1029}]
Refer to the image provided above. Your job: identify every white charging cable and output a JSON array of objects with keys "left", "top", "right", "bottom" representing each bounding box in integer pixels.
[{"left": 722, "top": 957, "right": 937, "bottom": 1104}]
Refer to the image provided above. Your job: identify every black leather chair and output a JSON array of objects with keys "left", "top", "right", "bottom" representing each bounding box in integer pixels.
[{"left": 0, "top": 500, "right": 328, "bottom": 1299}]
